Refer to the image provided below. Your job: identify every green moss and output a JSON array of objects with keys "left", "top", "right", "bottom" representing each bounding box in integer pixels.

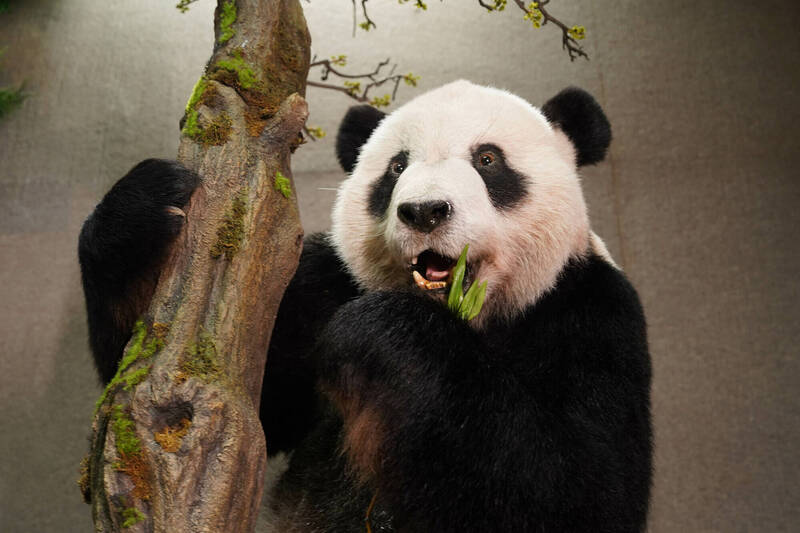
[
  {"left": 121, "top": 506, "right": 145, "bottom": 528},
  {"left": 274, "top": 171, "right": 292, "bottom": 199},
  {"left": 94, "top": 321, "right": 164, "bottom": 413},
  {"left": 122, "top": 365, "right": 151, "bottom": 391},
  {"left": 181, "top": 329, "right": 221, "bottom": 382},
  {"left": 111, "top": 404, "right": 140, "bottom": 456},
  {"left": 218, "top": 0, "right": 237, "bottom": 44},
  {"left": 214, "top": 49, "right": 258, "bottom": 90},
  {"left": 199, "top": 113, "right": 232, "bottom": 145},
  {"left": 181, "top": 79, "right": 230, "bottom": 145},
  {"left": 208, "top": 1, "right": 308, "bottom": 135},
  {"left": 210, "top": 192, "right": 247, "bottom": 260},
  {"left": 185, "top": 76, "right": 208, "bottom": 116},
  {"left": 183, "top": 108, "right": 201, "bottom": 138},
  {"left": 182, "top": 76, "right": 208, "bottom": 139}
]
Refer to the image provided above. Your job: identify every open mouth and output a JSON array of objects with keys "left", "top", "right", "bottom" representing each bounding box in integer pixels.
[{"left": 409, "top": 249, "right": 468, "bottom": 292}]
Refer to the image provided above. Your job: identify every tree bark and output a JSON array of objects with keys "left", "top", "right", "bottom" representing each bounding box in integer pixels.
[{"left": 86, "top": 1, "right": 311, "bottom": 531}]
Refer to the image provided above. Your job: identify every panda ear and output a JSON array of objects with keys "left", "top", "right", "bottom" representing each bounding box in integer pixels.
[
  {"left": 541, "top": 87, "right": 611, "bottom": 167},
  {"left": 335, "top": 105, "right": 386, "bottom": 173}
]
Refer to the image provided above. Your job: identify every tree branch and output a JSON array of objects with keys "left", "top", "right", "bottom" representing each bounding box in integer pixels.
[
  {"left": 510, "top": 0, "right": 588, "bottom": 61},
  {"left": 307, "top": 57, "right": 417, "bottom": 109},
  {"left": 85, "top": 1, "right": 311, "bottom": 531}
]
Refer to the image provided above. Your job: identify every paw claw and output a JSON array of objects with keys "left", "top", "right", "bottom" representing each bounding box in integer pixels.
[{"left": 165, "top": 206, "right": 186, "bottom": 218}]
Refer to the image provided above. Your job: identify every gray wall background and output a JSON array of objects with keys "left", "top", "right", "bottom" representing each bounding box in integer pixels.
[{"left": 1, "top": 0, "right": 798, "bottom": 531}]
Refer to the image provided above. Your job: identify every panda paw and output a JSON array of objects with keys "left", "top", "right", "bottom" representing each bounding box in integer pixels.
[
  {"left": 100, "top": 158, "right": 199, "bottom": 232},
  {"left": 316, "top": 291, "right": 477, "bottom": 391},
  {"left": 80, "top": 159, "right": 200, "bottom": 273}
]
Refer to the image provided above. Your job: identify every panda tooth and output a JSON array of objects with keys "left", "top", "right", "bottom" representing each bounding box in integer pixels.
[
  {"left": 413, "top": 270, "right": 448, "bottom": 291},
  {"left": 412, "top": 270, "right": 427, "bottom": 289},
  {"left": 411, "top": 256, "right": 418, "bottom": 265}
]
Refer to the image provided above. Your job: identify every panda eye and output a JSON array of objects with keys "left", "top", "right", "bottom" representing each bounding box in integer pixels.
[
  {"left": 390, "top": 160, "right": 406, "bottom": 175},
  {"left": 479, "top": 152, "right": 496, "bottom": 166}
]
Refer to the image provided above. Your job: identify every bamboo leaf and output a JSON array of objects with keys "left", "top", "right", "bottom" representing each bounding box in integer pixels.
[
  {"left": 447, "top": 244, "right": 469, "bottom": 311},
  {"left": 459, "top": 276, "right": 482, "bottom": 320},
  {"left": 466, "top": 281, "right": 488, "bottom": 321}
]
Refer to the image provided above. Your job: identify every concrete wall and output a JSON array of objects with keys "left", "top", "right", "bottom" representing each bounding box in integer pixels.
[{"left": 0, "top": 0, "right": 798, "bottom": 531}]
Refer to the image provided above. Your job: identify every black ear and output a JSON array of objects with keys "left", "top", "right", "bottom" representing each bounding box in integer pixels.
[
  {"left": 336, "top": 105, "right": 386, "bottom": 173},
  {"left": 541, "top": 87, "right": 611, "bottom": 167}
]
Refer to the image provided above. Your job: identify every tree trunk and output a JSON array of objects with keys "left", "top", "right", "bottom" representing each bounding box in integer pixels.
[{"left": 85, "top": 1, "right": 311, "bottom": 531}]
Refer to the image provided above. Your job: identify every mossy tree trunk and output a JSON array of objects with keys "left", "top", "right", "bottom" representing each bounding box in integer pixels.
[{"left": 85, "top": 2, "right": 311, "bottom": 531}]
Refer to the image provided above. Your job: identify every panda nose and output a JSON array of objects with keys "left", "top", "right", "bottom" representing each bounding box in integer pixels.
[{"left": 397, "top": 201, "right": 453, "bottom": 233}]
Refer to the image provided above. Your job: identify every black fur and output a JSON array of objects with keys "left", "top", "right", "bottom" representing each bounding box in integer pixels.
[
  {"left": 471, "top": 143, "right": 528, "bottom": 209},
  {"left": 260, "top": 233, "right": 360, "bottom": 454},
  {"left": 78, "top": 158, "right": 199, "bottom": 382},
  {"left": 368, "top": 151, "right": 407, "bottom": 218},
  {"left": 541, "top": 87, "right": 612, "bottom": 166},
  {"left": 264, "top": 253, "right": 651, "bottom": 532},
  {"left": 268, "top": 410, "right": 395, "bottom": 531},
  {"left": 336, "top": 105, "right": 386, "bottom": 173}
]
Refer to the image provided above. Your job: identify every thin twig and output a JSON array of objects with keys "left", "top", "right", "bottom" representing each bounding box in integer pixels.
[
  {"left": 351, "top": 0, "right": 357, "bottom": 36},
  {"left": 307, "top": 58, "right": 412, "bottom": 107},
  {"left": 510, "top": 0, "right": 588, "bottom": 61},
  {"left": 361, "top": 0, "right": 376, "bottom": 31},
  {"left": 309, "top": 58, "right": 391, "bottom": 81},
  {"left": 302, "top": 125, "right": 316, "bottom": 142}
]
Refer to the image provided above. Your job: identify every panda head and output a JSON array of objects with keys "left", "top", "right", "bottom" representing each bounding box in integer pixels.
[{"left": 331, "top": 80, "right": 611, "bottom": 325}]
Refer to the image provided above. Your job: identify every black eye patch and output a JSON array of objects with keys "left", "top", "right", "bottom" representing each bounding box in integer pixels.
[
  {"left": 471, "top": 143, "right": 528, "bottom": 209},
  {"left": 368, "top": 151, "right": 408, "bottom": 218}
]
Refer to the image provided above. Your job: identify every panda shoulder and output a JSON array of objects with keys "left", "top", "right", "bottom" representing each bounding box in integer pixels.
[
  {"left": 589, "top": 232, "right": 618, "bottom": 270},
  {"left": 568, "top": 250, "right": 646, "bottom": 340},
  {"left": 546, "top": 243, "right": 645, "bottom": 334},
  {"left": 290, "top": 232, "right": 360, "bottom": 300}
]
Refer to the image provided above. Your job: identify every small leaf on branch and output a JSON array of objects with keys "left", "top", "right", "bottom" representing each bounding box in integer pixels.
[
  {"left": 344, "top": 80, "right": 362, "bottom": 96},
  {"left": 330, "top": 54, "right": 348, "bottom": 66},
  {"left": 403, "top": 73, "right": 420, "bottom": 87},
  {"left": 306, "top": 125, "right": 326, "bottom": 139},
  {"left": 175, "top": 0, "right": 199, "bottom": 13},
  {"left": 369, "top": 94, "right": 391, "bottom": 108},
  {"left": 523, "top": 2, "right": 543, "bottom": 28},
  {"left": 568, "top": 25, "right": 586, "bottom": 40}
]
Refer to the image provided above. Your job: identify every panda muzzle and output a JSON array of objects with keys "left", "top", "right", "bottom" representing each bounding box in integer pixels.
[{"left": 411, "top": 250, "right": 457, "bottom": 291}]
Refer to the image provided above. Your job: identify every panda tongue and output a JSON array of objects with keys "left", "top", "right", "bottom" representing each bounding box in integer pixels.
[{"left": 425, "top": 255, "right": 452, "bottom": 281}]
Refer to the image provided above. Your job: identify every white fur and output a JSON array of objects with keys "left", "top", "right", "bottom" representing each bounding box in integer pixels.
[
  {"left": 590, "top": 231, "right": 619, "bottom": 269},
  {"left": 331, "top": 80, "right": 593, "bottom": 324}
]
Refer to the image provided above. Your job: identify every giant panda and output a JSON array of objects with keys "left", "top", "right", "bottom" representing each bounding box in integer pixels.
[{"left": 79, "top": 80, "right": 652, "bottom": 532}]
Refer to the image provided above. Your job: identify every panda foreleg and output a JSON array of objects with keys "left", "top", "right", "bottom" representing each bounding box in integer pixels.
[
  {"left": 315, "top": 290, "right": 498, "bottom": 529},
  {"left": 78, "top": 159, "right": 199, "bottom": 383},
  {"left": 316, "top": 289, "right": 650, "bottom": 532}
]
